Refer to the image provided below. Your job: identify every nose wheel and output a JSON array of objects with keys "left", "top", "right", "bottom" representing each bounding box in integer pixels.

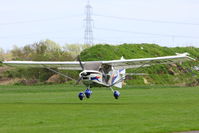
[
  {"left": 85, "top": 89, "right": 92, "bottom": 98},
  {"left": 78, "top": 88, "right": 92, "bottom": 100}
]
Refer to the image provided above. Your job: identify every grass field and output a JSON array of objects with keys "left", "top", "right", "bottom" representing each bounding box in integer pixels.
[{"left": 0, "top": 84, "right": 199, "bottom": 133}]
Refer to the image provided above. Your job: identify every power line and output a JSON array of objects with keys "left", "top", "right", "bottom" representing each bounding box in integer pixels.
[
  {"left": 0, "top": 28, "right": 82, "bottom": 39},
  {"left": 1, "top": 13, "right": 199, "bottom": 27},
  {"left": 95, "top": 38, "right": 199, "bottom": 47},
  {"left": 0, "top": 15, "right": 81, "bottom": 26},
  {"left": 94, "top": 27, "right": 199, "bottom": 39},
  {"left": 94, "top": 14, "right": 199, "bottom": 26}
]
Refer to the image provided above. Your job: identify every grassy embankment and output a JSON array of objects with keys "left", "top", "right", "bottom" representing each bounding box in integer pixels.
[{"left": 1, "top": 44, "right": 199, "bottom": 86}]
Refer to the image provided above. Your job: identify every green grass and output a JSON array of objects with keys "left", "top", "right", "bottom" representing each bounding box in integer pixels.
[{"left": 0, "top": 84, "right": 199, "bottom": 133}]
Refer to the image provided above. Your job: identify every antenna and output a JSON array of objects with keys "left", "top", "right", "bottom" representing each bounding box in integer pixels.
[{"left": 84, "top": 0, "right": 94, "bottom": 46}]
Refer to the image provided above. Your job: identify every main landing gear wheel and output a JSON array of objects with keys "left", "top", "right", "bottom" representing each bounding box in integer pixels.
[
  {"left": 110, "top": 87, "right": 120, "bottom": 99},
  {"left": 78, "top": 92, "right": 85, "bottom": 100},
  {"left": 113, "top": 90, "right": 120, "bottom": 99}
]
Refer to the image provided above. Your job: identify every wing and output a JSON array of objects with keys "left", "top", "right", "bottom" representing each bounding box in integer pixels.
[
  {"left": 101, "top": 53, "right": 195, "bottom": 69},
  {"left": 2, "top": 53, "right": 195, "bottom": 70},
  {"left": 2, "top": 61, "right": 83, "bottom": 70}
]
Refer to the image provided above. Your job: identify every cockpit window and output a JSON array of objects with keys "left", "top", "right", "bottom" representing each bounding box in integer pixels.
[{"left": 84, "top": 62, "right": 102, "bottom": 71}]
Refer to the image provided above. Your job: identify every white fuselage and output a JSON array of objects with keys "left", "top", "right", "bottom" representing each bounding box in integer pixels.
[
  {"left": 79, "top": 70, "right": 105, "bottom": 86},
  {"left": 79, "top": 69, "right": 126, "bottom": 88}
]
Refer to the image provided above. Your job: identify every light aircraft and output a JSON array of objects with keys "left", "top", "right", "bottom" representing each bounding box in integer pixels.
[{"left": 1, "top": 53, "right": 195, "bottom": 100}]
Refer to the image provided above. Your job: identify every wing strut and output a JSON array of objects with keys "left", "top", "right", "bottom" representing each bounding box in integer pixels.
[
  {"left": 131, "top": 61, "right": 151, "bottom": 73},
  {"left": 45, "top": 67, "right": 76, "bottom": 81}
]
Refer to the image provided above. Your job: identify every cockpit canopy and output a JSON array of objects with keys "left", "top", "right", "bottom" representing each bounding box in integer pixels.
[
  {"left": 84, "top": 62, "right": 112, "bottom": 74},
  {"left": 84, "top": 62, "right": 102, "bottom": 71}
]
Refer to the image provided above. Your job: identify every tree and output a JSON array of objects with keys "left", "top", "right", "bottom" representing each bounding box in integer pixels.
[
  {"left": 5, "top": 40, "right": 92, "bottom": 83},
  {"left": 63, "top": 44, "right": 91, "bottom": 58},
  {"left": 11, "top": 39, "right": 73, "bottom": 61}
]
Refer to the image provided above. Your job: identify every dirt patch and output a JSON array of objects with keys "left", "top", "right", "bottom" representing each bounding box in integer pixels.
[
  {"left": 0, "top": 78, "right": 21, "bottom": 85},
  {"left": 0, "top": 66, "right": 10, "bottom": 73},
  {"left": 19, "top": 79, "right": 38, "bottom": 85},
  {"left": 46, "top": 74, "right": 66, "bottom": 83}
]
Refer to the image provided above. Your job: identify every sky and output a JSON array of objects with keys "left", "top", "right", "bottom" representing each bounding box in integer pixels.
[{"left": 0, "top": 0, "right": 199, "bottom": 50}]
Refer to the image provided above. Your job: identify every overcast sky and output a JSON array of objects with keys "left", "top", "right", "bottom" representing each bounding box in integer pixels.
[{"left": 0, "top": 0, "right": 199, "bottom": 50}]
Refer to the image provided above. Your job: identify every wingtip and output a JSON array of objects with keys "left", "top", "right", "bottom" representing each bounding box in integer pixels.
[
  {"left": 175, "top": 52, "right": 197, "bottom": 61},
  {"left": 176, "top": 52, "right": 190, "bottom": 56}
]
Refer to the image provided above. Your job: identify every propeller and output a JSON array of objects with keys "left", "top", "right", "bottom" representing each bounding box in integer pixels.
[
  {"left": 77, "top": 55, "right": 84, "bottom": 70},
  {"left": 76, "top": 55, "right": 84, "bottom": 84}
]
